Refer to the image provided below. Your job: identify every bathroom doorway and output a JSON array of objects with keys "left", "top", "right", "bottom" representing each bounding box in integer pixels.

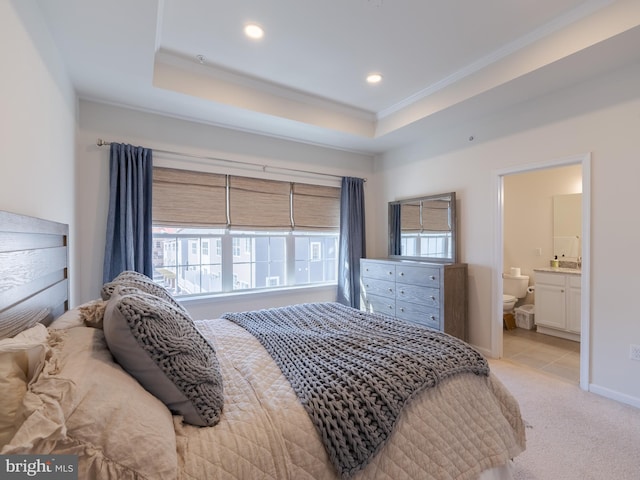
[{"left": 494, "top": 153, "right": 591, "bottom": 390}]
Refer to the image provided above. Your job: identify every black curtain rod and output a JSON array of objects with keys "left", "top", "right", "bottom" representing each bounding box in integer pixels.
[{"left": 96, "top": 139, "right": 365, "bottom": 182}]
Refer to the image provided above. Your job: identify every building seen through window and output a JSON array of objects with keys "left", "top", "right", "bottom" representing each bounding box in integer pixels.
[
  {"left": 152, "top": 228, "right": 338, "bottom": 297},
  {"left": 400, "top": 233, "right": 451, "bottom": 258}
]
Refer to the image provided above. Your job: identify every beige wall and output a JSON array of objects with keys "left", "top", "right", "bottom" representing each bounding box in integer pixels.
[
  {"left": 0, "top": 0, "right": 77, "bottom": 300},
  {"left": 375, "top": 61, "right": 640, "bottom": 406}
]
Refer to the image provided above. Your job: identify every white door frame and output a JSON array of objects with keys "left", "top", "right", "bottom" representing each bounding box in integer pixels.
[{"left": 492, "top": 153, "right": 591, "bottom": 390}]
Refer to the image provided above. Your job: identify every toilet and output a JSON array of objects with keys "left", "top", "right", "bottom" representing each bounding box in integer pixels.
[{"left": 503, "top": 273, "right": 530, "bottom": 312}]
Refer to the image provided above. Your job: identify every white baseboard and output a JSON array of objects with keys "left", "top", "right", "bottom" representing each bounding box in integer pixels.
[{"left": 589, "top": 384, "right": 640, "bottom": 409}]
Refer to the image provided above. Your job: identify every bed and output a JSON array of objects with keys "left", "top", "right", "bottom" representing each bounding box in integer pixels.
[{"left": 0, "top": 210, "right": 525, "bottom": 479}]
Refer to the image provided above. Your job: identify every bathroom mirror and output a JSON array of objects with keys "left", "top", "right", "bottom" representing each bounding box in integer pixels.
[
  {"left": 553, "top": 193, "right": 582, "bottom": 259},
  {"left": 388, "top": 192, "right": 457, "bottom": 263}
]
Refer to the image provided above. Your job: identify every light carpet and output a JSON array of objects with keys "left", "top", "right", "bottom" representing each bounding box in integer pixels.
[{"left": 488, "top": 358, "right": 640, "bottom": 479}]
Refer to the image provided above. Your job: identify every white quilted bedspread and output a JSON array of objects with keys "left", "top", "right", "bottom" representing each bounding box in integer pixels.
[{"left": 178, "top": 319, "right": 525, "bottom": 480}]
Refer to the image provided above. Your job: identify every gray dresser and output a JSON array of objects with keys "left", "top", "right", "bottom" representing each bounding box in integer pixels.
[{"left": 360, "top": 258, "right": 468, "bottom": 341}]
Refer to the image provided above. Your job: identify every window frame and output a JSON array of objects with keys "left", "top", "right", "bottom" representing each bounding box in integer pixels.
[
  {"left": 151, "top": 169, "right": 341, "bottom": 299},
  {"left": 152, "top": 229, "right": 339, "bottom": 298}
]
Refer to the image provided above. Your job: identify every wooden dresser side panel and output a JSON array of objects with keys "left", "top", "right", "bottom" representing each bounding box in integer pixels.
[{"left": 443, "top": 264, "right": 468, "bottom": 341}]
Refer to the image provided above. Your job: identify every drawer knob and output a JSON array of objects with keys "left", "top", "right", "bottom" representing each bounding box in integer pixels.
[
  {"left": 430, "top": 296, "right": 436, "bottom": 301},
  {"left": 399, "top": 272, "right": 405, "bottom": 276},
  {"left": 430, "top": 275, "right": 436, "bottom": 280},
  {"left": 400, "top": 289, "right": 404, "bottom": 294},
  {"left": 388, "top": 288, "right": 393, "bottom": 292},
  {"left": 430, "top": 315, "right": 436, "bottom": 321},
  {"left": 388, "top": 305, "right": 393, "bottom": 310},
  {"left": 388, "top": 271, "right": 393, "bottom": 276},
  {"left": 400, "top": 307, "right": 405, "bottom": 312}
]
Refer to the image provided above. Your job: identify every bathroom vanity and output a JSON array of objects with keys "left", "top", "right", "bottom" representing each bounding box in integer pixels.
[
  {"left": 360, "top": 258, "right": 468, "bottom": 341},
  {"left": 533, "top": 268, "right": 581, "bottom": 342}
]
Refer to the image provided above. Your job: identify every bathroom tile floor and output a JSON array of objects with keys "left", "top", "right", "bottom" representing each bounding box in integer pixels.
[{"left": 502, "top": 327, "right": 580, "bottom": 383}]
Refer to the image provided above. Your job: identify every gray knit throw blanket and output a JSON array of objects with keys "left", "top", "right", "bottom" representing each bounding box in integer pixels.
[{"left": 222, "top": 302, "right": 489, "bottom": 478}]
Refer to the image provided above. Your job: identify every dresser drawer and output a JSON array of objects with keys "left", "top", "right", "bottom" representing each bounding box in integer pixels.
[
  {"left": 359, "top": 259, "right": 467, "bottom": 341},
  {"left": 361, "top": 261, "right": 396, "bottom": 281},
  {"left": 361, "top": 278, "right": 395, "bottom": 299},
  {"left": 363, "top": 294, "right": 395, "bottom": 316},
  {"left": 396, "top": 284, "right": 439, "bottom": 308},
  {"left": 396, "top": 264, "right": 440, "bottom": 287},
  {"left": 396, "top": 301, "right": 440, "bottom": 329}
]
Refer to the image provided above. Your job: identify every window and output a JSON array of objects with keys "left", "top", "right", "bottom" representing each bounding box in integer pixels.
[
  {"left": 232, "top": 238, "right": 241, "bottom": 257},
  {"left": 401, "top": 232, "right": 451, "bottom": 258},
  {"left": 151, "top": 168, "right": 341, "bottom": 298},
  {"left": 153, "top": 230, "right": 339, "bottom": 296},
  {"left": 310, "top": 242, "right": 321, "bottom": 261},
  {"left": 294, "top": 234, "right": 338, "bottom": 285},
  {"left": 152, "top": 229, "right": 223, "bottom": 296},
  {"left": 232, "top": 234, "right": 286, "bottom": 290},
  {"left": 266, "top": 276, "right": 280, "bottom": 287}
]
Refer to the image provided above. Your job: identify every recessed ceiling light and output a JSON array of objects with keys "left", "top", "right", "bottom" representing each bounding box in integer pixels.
[
  {"left": 366, "top": 73, "right": 383, "bottom": 84},
  {"left": 244, "top": 23, "right": 264, "bottom": 40}
]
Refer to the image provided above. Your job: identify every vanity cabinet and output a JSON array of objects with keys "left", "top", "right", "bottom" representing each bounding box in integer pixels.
[
  {"left": 534, "top": 270, "right": 581, "bottom": 341},
  {"left": 360, "top": 258, "right": 468, "bottom": 341}
]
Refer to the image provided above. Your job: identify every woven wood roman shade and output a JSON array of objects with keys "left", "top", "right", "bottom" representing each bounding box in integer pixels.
[
  {"left": 292, "top": 183, "right": 340, "bottom": 230},
  {"left": 153, "top": 167, "right": 227, "bottom": 227},
  {"left": 401, "top": 200, "right": 450, "bottom": 232},
  {"left": 228, "top": 176, "right": 291, "bottom": 229},
  {"left": 152, "top": 168, "right": 341, "bottom": 231},
  {"left": 401, "top": 202, "right": 421, "bottom": 232},
  {"left": 422, "top": 200, "right": 451, "bottom": 232}
]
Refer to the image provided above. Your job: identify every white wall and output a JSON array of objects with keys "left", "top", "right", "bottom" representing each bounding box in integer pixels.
[
  {"left": 0, "top": 0, "right": 77, "bottom": 299},
  {"left": 75, "top": 100, "right": 375, "bottom": 314},
  {"left": 375, "top": 62, "right": 640, "bottom": 405}
]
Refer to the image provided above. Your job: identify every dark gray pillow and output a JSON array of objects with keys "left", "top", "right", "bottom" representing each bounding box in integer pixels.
[
  {"left": 101, "top": 271, "right": 187, "bottom": 314},
  {"left": 102, "top": 287, "right": 223, "bottom": 427}
]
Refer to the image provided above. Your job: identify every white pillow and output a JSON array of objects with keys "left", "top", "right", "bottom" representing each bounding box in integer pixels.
[
  {"left": 2, "top": 327, "right": 178, "bottom": 478},
  {"left": 0, "top": 324, "right": 48, "bottom": 448},
  {"left": 48, "top": 308, "right": 83, "bottom": 330}
]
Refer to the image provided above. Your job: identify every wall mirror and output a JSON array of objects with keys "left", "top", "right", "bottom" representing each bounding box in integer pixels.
[
  {"left": 553, "top": 193, "right": 581, "bottom": 260},
  {"left": 388, "top": 192, "right": 457, "bottom": 263}
]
